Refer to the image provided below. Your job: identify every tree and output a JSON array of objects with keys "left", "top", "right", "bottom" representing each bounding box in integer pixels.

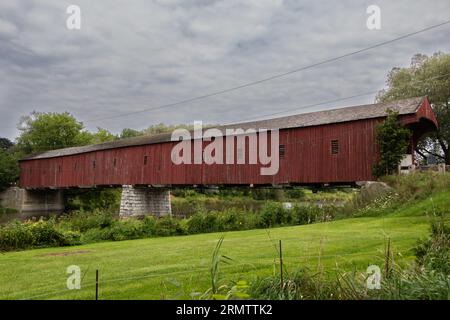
[
  {"left": 0, "top": 137, "right": 13, "bottom": 151},
  {"left": 142, "top": 123, "right": 194, "bottom": 135},
  {"left": 120, "top": 128, "right": 143, "bottom": 139},
  {"left": 16, "top": 111, "right": 92, "bottom": 155},
  {"left": 373, "top": 110, "right": 411, "bottom": 177},
  {"left": 376, "top": 52, "right": 450, "bottom": 164},
  {"left": 0, "top": 149, "right": 19, "bottom": 191},
  {"left": 89, "top": 127, "right": 117, "bottom": 144}
]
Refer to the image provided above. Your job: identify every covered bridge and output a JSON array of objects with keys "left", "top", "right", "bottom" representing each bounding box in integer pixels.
[{"left": 17, "top": 96, "right": 438, "bottom": 216}]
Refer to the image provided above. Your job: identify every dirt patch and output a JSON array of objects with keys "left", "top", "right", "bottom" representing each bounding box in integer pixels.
[{"left": 43, "top": 250, "right": 92, "bottom": 257}]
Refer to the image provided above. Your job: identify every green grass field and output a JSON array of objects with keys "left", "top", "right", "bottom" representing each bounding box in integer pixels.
[{"left": 0, "top": 191, "right": 448, "bottom": 300}]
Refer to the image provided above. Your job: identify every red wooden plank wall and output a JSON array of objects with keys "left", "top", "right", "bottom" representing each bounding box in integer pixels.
[{"left": 19, "top": 117, "right": 385, "bottom": 189}]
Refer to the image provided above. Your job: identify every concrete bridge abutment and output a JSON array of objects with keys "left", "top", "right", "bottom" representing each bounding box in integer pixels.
[
  {"left": 0, "top": 187, "right": 64, "bottom": 214},
  {"left": 119, "top": 186, "right": 171, "bottom": 218}
]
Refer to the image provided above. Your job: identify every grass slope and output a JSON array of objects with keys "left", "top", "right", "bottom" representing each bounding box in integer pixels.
[{"left": 0, "top": 191, "right": 448, "bottom": 300}]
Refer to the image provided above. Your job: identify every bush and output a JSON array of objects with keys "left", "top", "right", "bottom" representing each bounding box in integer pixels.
[
  {"left": 186, "top": 209, "right": 258, "bottom": 234},
  {"left": 186, "top": 212, "right": 220, "bottom": 234},
  {"left": 142, "top": 216, "right": 157, "bottom": 236},
  {"left": 80, "top": 228, "right": 105, "bottom": 243},
  {"left": 186, "top": 213, "right": 207, "bottom": 234},
  {"left": 155, "top": 216, "right": 185, "bottom": 237},
  {"left": 79, "top": 217, "right": 159, "bottom": 242},
  {"left": 413, "top": 220, "right": 450, "bottom": 275},
  {"left": 61, "top": 230, "right": 82, "bottom": 246},
  {"left": 172, "top": 197, "right": 262, "bottom": 218},
  {"left": 101, "top": 219, "right": 146, "bottom": 241},
  {"left": 218, "top": 209, "right": 254, "bottom": 231},
  {"left": 0, "top": 221, "right": 33, "bottom": 251},
  {"left": 0, "top": 219, "right": 71, "bottom": 251},
  {"left": 291, "top": 205, "right": 313, "bottom": 225},
  {"left": 61, "top": 210, "right": 114, "bottom": 232},
  {"left": 259, "top": 202, "right": 290, "bottom": 227},
  {"left": 285, "top": 188, "right": 305, "bottom": 199},
  {"left": 29, "top": 219, "right": 67, "bottom": 247}
]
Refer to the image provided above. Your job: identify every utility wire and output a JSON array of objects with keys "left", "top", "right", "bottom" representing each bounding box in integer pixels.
[
  {"left": 86, "top": 20, "right": 450, "bottom": 123},
  {"left": 229, "top": 72, "right": 450, "bottom": 124},
  {"left": 225, "top": 91, "right": 379, "bottom": 125}
]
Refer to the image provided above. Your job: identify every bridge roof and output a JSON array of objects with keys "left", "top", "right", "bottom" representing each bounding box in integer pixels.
[{"left": 22, "top": 96, "right": 426, "bottom": 160}]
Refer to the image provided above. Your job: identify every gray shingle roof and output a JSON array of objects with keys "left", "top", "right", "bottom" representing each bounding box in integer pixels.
[{"left": 22, "top": 96, "right": 425, "bottom": 160}]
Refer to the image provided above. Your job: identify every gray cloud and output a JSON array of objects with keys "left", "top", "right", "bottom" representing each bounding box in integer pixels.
[{"left": 0, "top": 0, "right": 449, "bottom": 139}]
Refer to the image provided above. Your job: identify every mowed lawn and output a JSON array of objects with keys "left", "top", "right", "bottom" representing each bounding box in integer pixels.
[{"left": 1, "top": 192, "right": 448, "bottom": 300}]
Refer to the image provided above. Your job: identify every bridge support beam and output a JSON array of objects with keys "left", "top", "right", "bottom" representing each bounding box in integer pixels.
[{"left": 119, "top": 186, "right": 171, "bottom": 218}]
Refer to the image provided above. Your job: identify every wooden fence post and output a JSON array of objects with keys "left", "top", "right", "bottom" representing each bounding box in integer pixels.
[
  {"left": 279, "top": 240, "right": 284, "bottom": 290},
  {"left": 95, "top": 269, "right": 99, "bottom": 300}
]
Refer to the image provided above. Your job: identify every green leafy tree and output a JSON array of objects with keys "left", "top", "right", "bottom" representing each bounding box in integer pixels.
[
  {"left": 373, "top": 110, "right": 412, "bottom": 177},
  {"left": 142, "top": 123, "right": 195, "bottom": 135},
  {"left": 16, "top": 111, "right": 92, "bottom": 155},
  {"left": 120, "top": 128, "right": 143, "bottom": 139},
  {"left": 376, "top": 52, "right": 450, "bottom": 164},
  {"left": 0, "top": 149, "right": 19, "bottom": 191},
  {"left": 0, "top": 138, "right": 13, "bottom": 151},
  {"left": 89, "top": 127, "right": 117, "bottom": 144}
]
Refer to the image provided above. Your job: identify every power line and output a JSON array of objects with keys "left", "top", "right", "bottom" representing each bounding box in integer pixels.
[
  {"left": 224, "top": 91, "right": 379, "bottom": 125},
  {"left": 229, "top": 72, "right": 450, "bottom": 124},
  {"left": 86, "top": 20, "right": 450, "bottom": 123}
]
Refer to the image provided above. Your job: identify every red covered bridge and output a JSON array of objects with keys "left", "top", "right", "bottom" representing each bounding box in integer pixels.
[
  {"left": 17, "top": 96, "right": 438, "bottom": 216},
  {"left": 20, "top": 96, "right": 437, "bottom": 188}
]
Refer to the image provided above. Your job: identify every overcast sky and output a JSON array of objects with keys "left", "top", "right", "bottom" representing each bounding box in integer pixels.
[{"left": 1, "top": 0, "right": 449, "bottom": 140}]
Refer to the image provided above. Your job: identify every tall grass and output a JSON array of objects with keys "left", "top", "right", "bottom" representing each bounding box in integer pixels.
[
  {"left": 338, "top": 172, "right": 450, "bottom": 218},
  {"left": 249, "top": 219, "right": 450, "bottom": 300},
  {"left": 382, "top": 172, "right": 450, "bottom": 201},
  {"left": 194, "top": 236, "right": 250, "bottom": 300}
]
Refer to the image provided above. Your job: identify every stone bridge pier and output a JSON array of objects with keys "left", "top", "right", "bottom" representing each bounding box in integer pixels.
[{"left": 119, "top": 186, "right": 171, "bottom": 218}]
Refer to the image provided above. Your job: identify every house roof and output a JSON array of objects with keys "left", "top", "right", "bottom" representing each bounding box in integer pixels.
[{"left": 22, "top": 96, "right": 426, "bottom": 160}]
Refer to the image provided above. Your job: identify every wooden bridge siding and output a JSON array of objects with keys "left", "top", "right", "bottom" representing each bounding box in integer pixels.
[
  {"left": 278, "top": 119, "right": 378, "bottom": 184},
  {"left": 20, "top": 118, "right": 383, "bottom": 189}
]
